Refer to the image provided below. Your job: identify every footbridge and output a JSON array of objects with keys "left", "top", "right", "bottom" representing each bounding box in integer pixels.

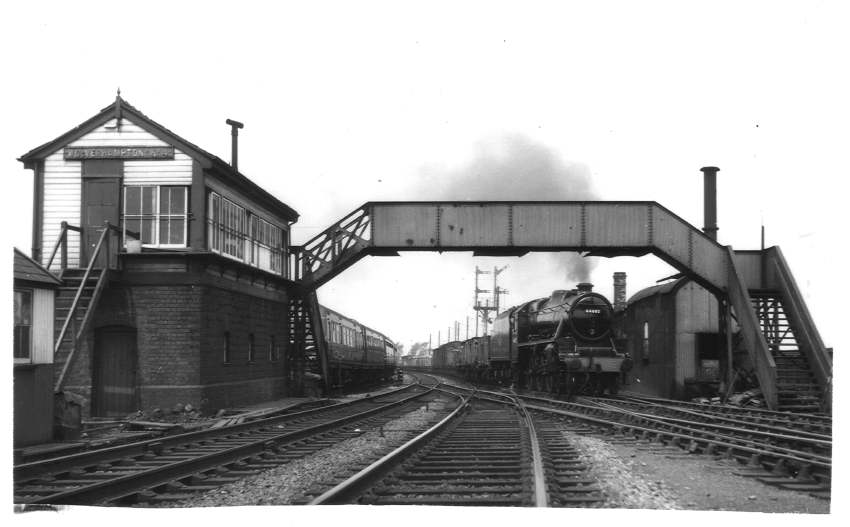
[{"left": 289, "top": 201, "right": 831, "bottom": 413}]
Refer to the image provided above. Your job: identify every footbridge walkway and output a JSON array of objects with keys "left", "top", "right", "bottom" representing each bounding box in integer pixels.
[{"left": 288, "top": 202, "right": 831, "bottom": 413}]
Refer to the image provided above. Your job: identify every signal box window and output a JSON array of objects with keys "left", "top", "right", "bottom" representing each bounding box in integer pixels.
[
  {"left": 223, "top": 331, "right": 231, "bottom": 364},
  {"left": 14, "top": 290, "right": 32, "bottom": 361},
  {"left": 208, "top": 191, "right": 287, "bottom": 276},
  {"left": 123, "top": 185, "right": 187, "bottom": 246}
]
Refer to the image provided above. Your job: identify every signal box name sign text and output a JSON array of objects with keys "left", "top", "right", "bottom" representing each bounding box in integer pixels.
[{"left": 64, "top": 146, "right": 175, "bottom": 160}]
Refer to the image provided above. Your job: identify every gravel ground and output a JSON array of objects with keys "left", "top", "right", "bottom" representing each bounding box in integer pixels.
[
  {"left": 567, "top": 431, "right": 830, "bottom": 513},
  {"left": 166, "top": 400, "right": 449, "bottom": 507}
]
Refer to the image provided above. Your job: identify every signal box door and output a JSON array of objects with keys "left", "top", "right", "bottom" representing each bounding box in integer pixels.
[
  {"left": 81, "top": 160, "right": 122, "bottom": 268},
  {"left": 92, "top": 326, "right": 138, "bottom": 417}
]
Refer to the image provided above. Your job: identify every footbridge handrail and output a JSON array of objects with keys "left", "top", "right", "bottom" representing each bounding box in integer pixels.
[
  {"left": 724, "top": 246, "right": 777, "bottom": 410},
  {"left": 766, "top": 247, "right": 832, "bottom": 412}
]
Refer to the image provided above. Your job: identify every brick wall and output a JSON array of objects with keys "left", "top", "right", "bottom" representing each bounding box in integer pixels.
[
  {"left": 199, "top": 285, "right": 289, "bottom": 411},
  {"left": 65, "top": 257, "right": 295, "bottom": 417}
]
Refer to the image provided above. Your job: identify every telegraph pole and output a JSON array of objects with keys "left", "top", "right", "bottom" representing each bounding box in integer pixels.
[{"left": 473, "top": 265, "right": 509, "bottom": 336}]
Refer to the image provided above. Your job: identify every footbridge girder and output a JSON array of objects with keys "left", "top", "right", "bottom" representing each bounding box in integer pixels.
[
  {"left": 293, "top": 201, "right": 730, "bottom": 292},
  {"left": 291, "top": 201, "right": 831, "bottom": 413}
]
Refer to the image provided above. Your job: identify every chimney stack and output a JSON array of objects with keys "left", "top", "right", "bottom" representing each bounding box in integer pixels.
[
  {"left": 226, "top": 119, "right": 244, "bottom": 171},
  {"left": 577, "top": 282, "right": 593, "bottom": 293},
  {"left": 700, "top": 166, "right": 719, "bottom": 241},
  {"left": 613, "top": 272, "right": 627, "bottom": 311}
]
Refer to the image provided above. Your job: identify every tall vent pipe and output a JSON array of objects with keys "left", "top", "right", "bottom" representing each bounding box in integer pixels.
[
  {"left": 226, "top": 119, "right": 244, "bottom": 171},
  {"left": 700, "top": 166, "right": 719, "bottom": 241},
  {"left": 613, "top": 272, "right": 627, "bottom": 311}
]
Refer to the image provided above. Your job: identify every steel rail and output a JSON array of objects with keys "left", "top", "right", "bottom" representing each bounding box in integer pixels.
[
  {"left": 449, "top": 382, "right": 829, "bottom": 450},
  {"left": 592, "top": 397, "right": 831, "bottom": 442},
  {"left": 512, "top": 395, "right": 548, "bottom": 507},
  {"left": 18, "top": 387, "right": 439, "bottom": 504},
  {"left": 589, "top": 400, "right": 831, "bottom": 451},
  {"left": 524, "top": 402, "right": 831, "bottom": 474},
  {"left": 615, "top": 394, "right": 832, "bottom": 425},
  {"left": 310, "top": 392, "right": 469, "bottom": 505},
  {"left": 522, "top": 396, "right": 830, "bottom": 465},
  {"left": 312, "top": 389, "right": 551, "bottom": 506},
  {"left": 16, "top": 383, "right": 423, "bottom": 481}
]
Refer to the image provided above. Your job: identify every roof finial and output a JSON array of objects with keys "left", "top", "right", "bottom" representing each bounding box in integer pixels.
[{"left": 114, "top": 89, "right": 123, "bottom": 132}]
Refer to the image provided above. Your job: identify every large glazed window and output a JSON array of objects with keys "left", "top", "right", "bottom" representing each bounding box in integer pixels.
[
  {"left": 249, "top": 215, "right": 283, "bottom": 273},
  {"left": 123, "top": 186, "right": 187, "bottom": 247},
  {"left": 14, "top": 289, "right": 32, "bottom": 361},
  {"left": 208, "top": 191, "right": 287, "bottom": 276},
  {"left": 208, "top": 193, "right": 246, "bottom": 260}
]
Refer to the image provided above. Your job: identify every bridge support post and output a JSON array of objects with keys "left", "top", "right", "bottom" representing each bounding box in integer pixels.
[{"left": 304, "top": 290, "right": 331, "bottom": 396}]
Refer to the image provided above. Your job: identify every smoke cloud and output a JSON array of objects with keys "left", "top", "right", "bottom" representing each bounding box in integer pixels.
[
  {"left": 416, "top": 135, "right": 599, "bottom": 282},
  {"left": 408, "top": 341, "right": 430, "bottom": 357}
]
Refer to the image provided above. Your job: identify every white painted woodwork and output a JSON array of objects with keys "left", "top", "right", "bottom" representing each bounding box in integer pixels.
[
  {"left": 42, "top": 150, "right": 81, "bottom": 268},
  {"left": 31, "top": 288, "right": 54, "bottom": 364},
  {"left": 41, "top": 117, "right": 192, "bottom": 268}
]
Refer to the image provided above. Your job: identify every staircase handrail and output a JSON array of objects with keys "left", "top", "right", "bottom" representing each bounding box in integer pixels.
[
  {"left": 44, "top": 222, "right": 82, "bottom": 271},
  {"left": 766, "top": 247, "right": 831, "bottom": 412},
  {"left": 296, "top": 206, "right": 371, "bottom": 282},
  {"left": 725, "top": 246, "right": 777, "bottom": 410},
  {"left": 54, "top": 221, "right": 112, "bottom": 392}
]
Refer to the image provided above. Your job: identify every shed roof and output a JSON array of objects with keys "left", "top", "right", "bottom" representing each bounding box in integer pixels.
[
  {"left": 627, "top": 277, "right": 687, "bottom": 305},
  {"left": 18, "top": 96, "right": 299, "bottom": 222},
  {"left": 14, "top": 248, "right": 62, "bottom": 286}
]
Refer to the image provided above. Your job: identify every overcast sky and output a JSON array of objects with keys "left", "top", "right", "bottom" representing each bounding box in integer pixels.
[
  {"left": 1, "top": 0, "right": 846, "bottom": 523},
  {"left": 2, "top": 1, "right": 843, "bottom": 353}
]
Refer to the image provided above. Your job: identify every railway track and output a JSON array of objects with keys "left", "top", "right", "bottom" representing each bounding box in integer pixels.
[
  {"left": 516, "top": 393, "right": 831, "bottom": 498},
  {"left": 14, "top": 383, "right": 453, "bottom": 506},
  {"left": 410, "top": 380, "right": 831, "bottom": 500},
  {"left": 309, "top": 391, "right": 603, "bottom": 507},
  {"left": 611, "top": 393, "right": 832, "bottom": 435}
]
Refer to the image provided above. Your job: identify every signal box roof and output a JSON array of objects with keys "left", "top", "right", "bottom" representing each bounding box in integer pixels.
[{"left": 18, "top": 96, "right": 298, "bottom": 222}]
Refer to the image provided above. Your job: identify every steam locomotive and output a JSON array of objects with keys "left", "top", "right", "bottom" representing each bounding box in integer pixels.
[
  {"left": 433, "top": 283, "right": 632, "bottom": 395},
  {"left": 320, "top": 305, "right": 397, "bottom": 389}
]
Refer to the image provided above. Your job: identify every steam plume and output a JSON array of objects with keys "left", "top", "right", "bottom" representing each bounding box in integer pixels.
[{"left": 417, "top": 135, "right": 599, "bottom": 282}]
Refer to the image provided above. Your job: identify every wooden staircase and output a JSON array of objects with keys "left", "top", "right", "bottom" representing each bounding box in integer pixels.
[
  {"left": 53, "top": 268, "right": 108, "bottom": 391},
  {"left": 750, "top": 292, "right": 823, "bottom": 412},
  {"left": 46, "top": 220, "right": 126, "bottom": 393}
]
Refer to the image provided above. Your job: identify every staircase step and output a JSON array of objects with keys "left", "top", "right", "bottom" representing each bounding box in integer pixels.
[
  {"left": 777, "top": 405, "right": 822, "bottom": 412},
  {"left": 779, "top": 395, "right": 821, "bottom": 403},
  {"left": 778, "top": 389, "right": 821, "bottom": 397},
  {"left": 776, "top": 367, "right": 812, "bottom": 373}
]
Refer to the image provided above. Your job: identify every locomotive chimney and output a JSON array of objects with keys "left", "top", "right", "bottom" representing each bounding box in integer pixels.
[
  {"left": 700, "top": 166, "right": 719, "bottom": 241},
  {"left": 613, "top": 272, "right": 627, "bottom": 311},
  {"left": 577, "top": 282, "right": 593, "bottom": 293},
  {"left": 226, "top": 119, "right": 244, "bottom": 171}
]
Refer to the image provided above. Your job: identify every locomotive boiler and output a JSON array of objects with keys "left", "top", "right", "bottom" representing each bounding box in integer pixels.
[{"left": 491, "top": 282, "right": 632, "bottom": 395}]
